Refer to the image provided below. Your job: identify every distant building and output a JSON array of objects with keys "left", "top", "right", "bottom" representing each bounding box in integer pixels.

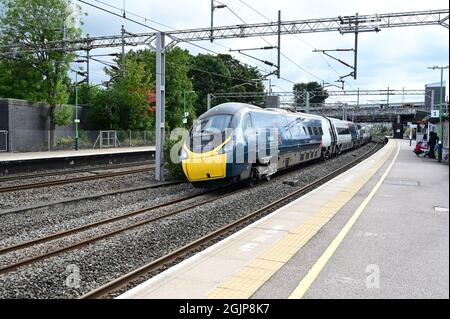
[
  {"left": 264, "top": 95, "right": 280, "bottom": 109},
  {"left": 425, "top": 82, "right": 446, "bottom": 110}
]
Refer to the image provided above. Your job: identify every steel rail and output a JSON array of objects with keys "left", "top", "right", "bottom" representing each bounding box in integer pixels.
[
  {"left": 0, "top": 167, "right": 153, "bottom": 193},
  {"left": 80, "top": 140, "right": 382, "bottom": 299},
  {"left": 0, "top": 162, "right": 154, "bottom": 183},
  {"left": 0, "top": 181, "right": 182, "bottom": 217},
  {"left": 0, "top": 187, "right": 244, "bottom": 275}
]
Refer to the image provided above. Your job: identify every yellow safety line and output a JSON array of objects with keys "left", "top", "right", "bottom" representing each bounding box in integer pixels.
[
  {"left": 207, "top": 141, "right": 397, "bottom": 299},
  {"left": 288, "top": 140, "right": 401, "bottom": 299}
]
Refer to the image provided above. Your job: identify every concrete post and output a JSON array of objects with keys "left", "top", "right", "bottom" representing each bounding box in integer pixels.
[
  {"left": 121, "top": 25, "right": 126, "bottom": 78},
  {"left": 155, "top": 32, "right": 166, "bottom": 182}
]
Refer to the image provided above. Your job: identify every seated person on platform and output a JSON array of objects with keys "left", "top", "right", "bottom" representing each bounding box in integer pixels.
[{"left": 414, "top": 141, "right": 428, "bottom": 156}]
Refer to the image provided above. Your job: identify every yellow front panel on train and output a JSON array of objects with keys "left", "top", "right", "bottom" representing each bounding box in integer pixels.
[{"left": 182, "top": 153, "right": 227, "bottom": 182}]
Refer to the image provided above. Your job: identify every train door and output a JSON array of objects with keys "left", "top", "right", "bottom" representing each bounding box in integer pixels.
[{"left": 325, "top": 117, "right": 338, "bottom": 157}]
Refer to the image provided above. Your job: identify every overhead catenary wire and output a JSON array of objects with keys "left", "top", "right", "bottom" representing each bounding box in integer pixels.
[
  {"left": 78, "top": 0, "right": 290, "bottom": 86},
  {"left": 234, "top": 0, "right": 345, "bottom": 86},
  {"left": 92, "top": 0, "right": 174, "bottom": 30},
  {"left": 92, "top": 0, "right": 271, "bottom": 74},
  {"left": 234, "top": 0, "right": 355, "bottom": 100},
  {"left": 78, "top": 0, "right": 278, "bottom": 82},
  {"left": 222, "top": 0, "right": 325, "bottom": 83}
]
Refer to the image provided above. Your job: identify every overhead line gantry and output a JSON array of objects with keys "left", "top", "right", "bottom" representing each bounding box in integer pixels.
[{"left": 1, "top": 8, "right": 448, "bottom": 181}]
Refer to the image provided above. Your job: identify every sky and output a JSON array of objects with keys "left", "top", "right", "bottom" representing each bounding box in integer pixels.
[{"left": 74, "top": 0, "right": 449, "bottom": 105}]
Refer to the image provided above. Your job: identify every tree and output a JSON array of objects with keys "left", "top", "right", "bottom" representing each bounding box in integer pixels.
[
  {"left": 86, "top": 58, "right": 154, "bottom": 131},
  {"left": 190, "top": 54, "right": 265, "bottom": 114},
  {"left": 0, "top": 0, "right": 83, "bottom": 147},
  {"left": 0, "top": 59, "right": 47, "bottom": 101},
  {"left": 106, "top": 47, "right": 197, "bottom": 131},
  {"left": 68, "top": 83, "right": 102, "bottom": 107},
  {"left": 189, "top": 54, "right": 231, "bottom": 115},
  {"left": 293, "top": 81, "right": 329, "bottom": 107},
  {"left": 217, "top": 54, "right": 265, "bottom": 106}
]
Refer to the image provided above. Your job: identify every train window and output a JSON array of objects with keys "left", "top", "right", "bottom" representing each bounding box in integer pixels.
[
  {"left": 303, "top": 127, "right": 308, "bottom": 135},
  {"left": 290, "top": 124, "right": 303, "bottom": 140},
  {"left": 307, "top": 127, "right": 313, "bottom": 135},
  {"left": 251, "top": 112, "right": 275, "bottom": 129},
  {"left": 252, "top": 112, "right": 291, "bottom": 141},
  {"left": 279, "top": 116, "right": 292, "bottom": 140},
  {"left": 313, "top": 127, "right": 319, "bottom": 136},
  {"left": 192, "top": 114, "right": 233, "bottom": 134},
  {"left": 242, "top": 114, "right": 253, "bottom": 131},
  {"left": 337, "top": 128, "right": 350, "bottom": 135},
  {"left": 319, "top": 127, "right": 324, "bottom": 135}
]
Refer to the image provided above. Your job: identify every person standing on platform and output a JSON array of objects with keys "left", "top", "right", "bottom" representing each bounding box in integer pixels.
[{"left": 428, "top": 130, "right": 437, "bottom": 159}]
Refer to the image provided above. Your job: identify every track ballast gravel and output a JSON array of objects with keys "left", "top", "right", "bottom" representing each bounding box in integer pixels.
[{"left": 0, "top": 143, "right": 380, "bottom": 299}]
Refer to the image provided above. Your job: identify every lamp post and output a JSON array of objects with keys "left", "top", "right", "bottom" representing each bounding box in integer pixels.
[
  {"left": 74, "top": 72, "right": 80, "bottom": 150},
  {"left": 71, "top": 69, "right": 86, "bottom": 150},
  {"left": 428, "top": 65, "right": 449, "bottom": 162}
]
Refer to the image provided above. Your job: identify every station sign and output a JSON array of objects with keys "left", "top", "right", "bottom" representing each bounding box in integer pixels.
[{"left": 431, "top": 110, "right": 440, "bottom": 118}]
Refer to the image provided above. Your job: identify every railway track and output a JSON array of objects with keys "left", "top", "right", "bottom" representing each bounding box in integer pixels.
[
  {"left": 79, "top": 140, "right": 383, "bottom": 299},
  {"left": 0, "top": 161, "right": 154, "bottom": 183},
  {"left": 0, "top": 186, "right": 244, "bottom": 275},
  {"left": 0, "top": 165, "right": 154, "bottom": 193},
  {"left": 0, "top": 181, "right": 182, "bottom": 217}
]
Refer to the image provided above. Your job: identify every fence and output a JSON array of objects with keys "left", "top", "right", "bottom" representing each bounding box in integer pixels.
[{"left": 5, "top": 130, "right": 155, "bottom": 153}]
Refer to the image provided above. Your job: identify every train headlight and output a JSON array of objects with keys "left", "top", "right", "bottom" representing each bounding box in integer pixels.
[{"left": 180, "top": 147, "right": 189, "bottom": 161}]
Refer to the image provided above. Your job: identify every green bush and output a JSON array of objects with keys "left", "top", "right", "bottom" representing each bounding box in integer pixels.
[
  {"left": 164, "top": 137, "right": 186, "bottom": 181},
  {"left": 55, "top": 132, "right": 91, "bottom": 149},
  {"left": 56, "top": 136, "right": 74, "bottom": 147},
  {"left": 54, "top": 104, "right": 73, "bottom": 126}
]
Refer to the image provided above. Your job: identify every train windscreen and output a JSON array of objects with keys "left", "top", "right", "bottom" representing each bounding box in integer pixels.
[{"left": 188, "top": 114, "right": 234, "bottom": 153}]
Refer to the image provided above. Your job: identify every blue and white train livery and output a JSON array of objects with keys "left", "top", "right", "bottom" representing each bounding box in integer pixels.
[{"left": 181, "top": 103, "right": 371, "bottom": 186}]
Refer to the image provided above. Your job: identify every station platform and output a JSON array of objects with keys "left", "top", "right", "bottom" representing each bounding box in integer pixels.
[
  {"left": 0, "top": 146, "right": 155, "bottom": 175},
  {"left": 119, "top": 139, "right": 449, "bottom": 299}
]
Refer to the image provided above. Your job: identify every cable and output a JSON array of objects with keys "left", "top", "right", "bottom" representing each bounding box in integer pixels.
[
  {"left": 223, "top": 0, "right": 324, "bottom": 83},
  {"left": 163, "top": 62, "right": 260, "bottom": 85},
  {"left": 79, "top": 1, "right": 234, "bottom": 57},
  {"left": 92, "top": 0, "right": 270, "bottom": 74},
  {"left": 224, "top": 5, "right": 247, "bottom": 25},
  {"left": 234, "top": 0, "right": 344, "bottom": 85},
  {"left": 78, "top": 1, "right": 301, "bottom": 89},
  {"left": 78, "top": 0, "right": 287, "bottom": 87},
  {"left": 92, "top": 0, "right": 174, "bottom": 30},
  {"left": 236, "top": 0, "right": 272, "bottom": 22},
  {"left": 80, "top": 1, "right": 275, "bottom": 75}
]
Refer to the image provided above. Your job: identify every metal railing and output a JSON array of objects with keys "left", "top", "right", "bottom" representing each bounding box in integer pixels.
[{"left": 4, "top": 130, "right": 155, "bottom": 153}]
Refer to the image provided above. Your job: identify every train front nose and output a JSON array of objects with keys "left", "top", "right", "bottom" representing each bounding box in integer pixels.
[{"left": 181, "top": 147, "right": 227, "bottom": 182}]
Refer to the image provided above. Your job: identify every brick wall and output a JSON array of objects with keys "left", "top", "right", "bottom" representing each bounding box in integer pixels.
[{"left": 0, "top": 98, "right": 84, "bottom": 152}]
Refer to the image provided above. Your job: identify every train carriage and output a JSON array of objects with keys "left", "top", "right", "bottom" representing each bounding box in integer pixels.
[{"left": 181, "top": 103, "right": 370, "bottom": 186}]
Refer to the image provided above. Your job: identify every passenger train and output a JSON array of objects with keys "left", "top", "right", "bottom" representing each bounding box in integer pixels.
[{"left": 181, "top": 103, "right": 371, "bottom": 186}]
